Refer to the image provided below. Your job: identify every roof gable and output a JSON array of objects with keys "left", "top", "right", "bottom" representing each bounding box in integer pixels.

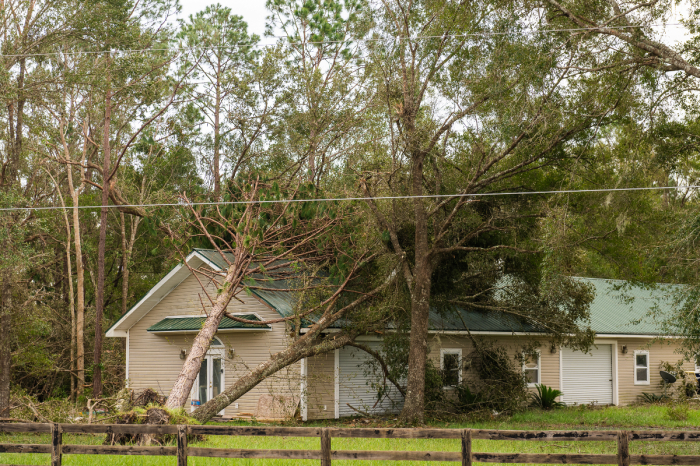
[
  {"left": 106, "top": 251, "right": 209, "bottom": 337},
  {"left": 106, "top": 249, "right": 297, "bottom": 337}
]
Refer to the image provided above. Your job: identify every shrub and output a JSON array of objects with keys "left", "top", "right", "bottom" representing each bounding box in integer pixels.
[
  {"left": 465, "top": 341, "right": 529, "bottom": 413},
  {"left": 667, "top": 401, "right": 689, "bottom": 421},
  {"left": 660, "top": 360, "right": 698, "bottom": 399},
  {"left": 640, "top": 392, "right": 669, "bottom": 404},
  {"left": 455, "top": 384, "right": 483, "bottom": 412},
  {"left": 531, "top": 384, "right": 564, "bottom": 409}
]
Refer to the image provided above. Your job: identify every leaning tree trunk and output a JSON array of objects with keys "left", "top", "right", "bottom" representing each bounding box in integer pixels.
[
  {"left": 192, "top": 331, "right": 357, "bottom": 424},
  {"left": 164, "top": 263, "right": 246, "bottom": 410}
]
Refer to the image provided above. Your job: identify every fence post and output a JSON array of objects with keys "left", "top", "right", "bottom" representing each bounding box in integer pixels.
[
  {"left": 51, "top": 423, "right": 62, "bottom": 466},
  {"left": 462, "top": 429, "right": 472, "bottom": 466},
  {"left": 617, "top": 430, "right": 630, "bottom": 466},
  {"left": 177, "top": 425, "right": 188, "bottom": 466},
  {"left": 320, "top": 427, "right": 331, "bottom": 466}
]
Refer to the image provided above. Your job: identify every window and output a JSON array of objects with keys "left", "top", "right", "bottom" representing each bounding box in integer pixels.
[
  {"left": 522, "top": 351, "right": 541, "bottom": 387},
  {"left": 634, "top": 350, "right": 650, "bottom": 385},
  {"left": 440, "top": 349, "right": 462, "bottom": 388},
  {"left": 211, "top": 337, "right": 224, "bottom": 347}
]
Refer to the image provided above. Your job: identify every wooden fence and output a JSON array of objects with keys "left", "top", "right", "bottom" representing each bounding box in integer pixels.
[{"left": 2, "top": 423, "right": 700, "bottom": 465}]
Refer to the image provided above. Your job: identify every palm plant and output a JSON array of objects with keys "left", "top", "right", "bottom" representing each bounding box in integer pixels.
[{"left": 531, "top": 384, "right": 564, "bottom": 409}]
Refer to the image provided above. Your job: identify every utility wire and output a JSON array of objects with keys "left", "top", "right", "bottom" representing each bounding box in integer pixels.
[
  {"left": 0, "top": 23, "right": 686, "bottom": 59},
  {"left": 1, "top": 184, "right": 698, "bottom": 212}
]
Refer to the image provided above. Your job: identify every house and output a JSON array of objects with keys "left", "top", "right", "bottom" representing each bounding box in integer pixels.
[{"left": 106, "top": 249, "right": 690, "bottom": 420}]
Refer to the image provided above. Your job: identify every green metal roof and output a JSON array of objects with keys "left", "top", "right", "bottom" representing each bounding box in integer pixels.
[
  {"left": 193, "top": 248, "right": 297, "bottom": 317},
  {"left": 147, "top": 314, "right": 270, "bottom": 333},
  {"left": 154, "top": 250, "right": 680, "bottom": 336},
  {"left": 423, "top": 277, "right": 676, "bottom": 335},
  {"left": 582, "top": 277, "right": 676, "bottom": 335}
]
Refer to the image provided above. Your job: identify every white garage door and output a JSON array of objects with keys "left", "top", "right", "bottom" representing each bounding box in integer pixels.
[
  {"left": 561, "top": 344, "right": 613, "bottom": 405},
  {"left": 338, "top": 343, "right": 404, "bottom": 417}
]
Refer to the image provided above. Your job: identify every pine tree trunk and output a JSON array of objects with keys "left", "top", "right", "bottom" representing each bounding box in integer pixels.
[
  {"left": 69, "top": 122, "right": 88, "bottom": 397},
  {"left": 66, "top": 226, "right": 76, "bottom": 401},
  {"left": 68, "top": 176, "right": 85, "bottom": 397},
  {"left": 213, "top": 74, "right": 221, "bottom": 199},
  {"left": 9, "top": 59, "right": 25, "bottom": 182},
  {"left": 94, "top": 79, "right": 112, "bottom": 398},
  {"left": 163, "top": 268, "right": 239, "bottom": 409},
  {"left": 120, "top": 213, "right": 128, "bottom": 316}
]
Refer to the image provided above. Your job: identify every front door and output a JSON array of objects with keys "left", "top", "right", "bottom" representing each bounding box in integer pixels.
[{"left": 191, "top": 355, "right": 224, "bottom": 414}]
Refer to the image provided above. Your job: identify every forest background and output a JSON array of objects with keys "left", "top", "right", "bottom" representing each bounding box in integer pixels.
[{"left": 2, "top": 0, "right": 700, "bottom": 425}]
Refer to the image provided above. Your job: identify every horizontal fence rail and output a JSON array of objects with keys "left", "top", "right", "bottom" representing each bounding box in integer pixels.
[{"left": 1, "top": 423, "right": 700, "bottom": 465}]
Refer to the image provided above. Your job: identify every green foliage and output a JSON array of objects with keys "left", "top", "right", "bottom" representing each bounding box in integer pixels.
[
  {"left": 667, "top": 401, "right": 690, "bottom": 421},
  {"left": 640, "top": 392, "right": 669, "bottom": 404},
  {"left": 455, "top": 385, "right": 484, "bottom": 412},
  {"left": 531, "top": 384, "right": 564, "bottom": 410},
  {"left": 660, "top": 361, "right": 698, "bottom": 400},
  {"left": 467, "top": 343, "right": 529, "bottom": 414}
]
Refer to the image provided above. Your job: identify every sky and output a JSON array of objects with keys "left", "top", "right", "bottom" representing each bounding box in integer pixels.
[{"left": 176, "top": 0, "right": 691, "bottom": 45}]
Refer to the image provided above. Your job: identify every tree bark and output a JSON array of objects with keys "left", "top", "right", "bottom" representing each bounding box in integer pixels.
[
  {"left": 66, "top": 122, "right": 86, "bottom": 397},
  {"left": 62, "top": 192, "right": 76, "bottom": 401},
  {"left": 94, "top": 76, "right": 112, "bottom": 398},
  {"left": 164, "top": 261, "right": 249, "bottom": 409},
  {"left": 120, "top": 213, "right": 128, "bottom": 316},
  {"left": 9, "top": 58, "right": 25, "bottom": 182},
  {"left": 399, "top": 151, "right": 432, "bottom": 425},
  {"left": 213, "top": 67, "right": 221, "bottom": 199}
]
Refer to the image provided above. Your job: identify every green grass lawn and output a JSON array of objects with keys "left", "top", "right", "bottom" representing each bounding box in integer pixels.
[{"left": 2, "top": 404, "right": 699, "bottom": 466}]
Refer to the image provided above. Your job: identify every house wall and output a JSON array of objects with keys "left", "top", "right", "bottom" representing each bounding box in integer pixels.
[
  {"left": 127, "top": 272, "right": 300, "bottom": 418},
  {"left": 614, "top": 337, "right": 689, "bottom": 405},
  {"left": 428, "top": 334, "right": 689, "bottom": 405},
  {"left": 305, "top": 352, "right": 336, "bottom": 420},
  {"left": 306, "top": 334, "right": 690, "bottom": 415}
]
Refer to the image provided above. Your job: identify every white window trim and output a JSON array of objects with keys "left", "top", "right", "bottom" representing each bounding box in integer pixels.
[
  {"left": 634, "top": 350, "right": 651, "bottom": 385},
  {"left": 522, "top": 350, "right": 541, "bottom": 388},
  {"left": 440, "top": 348, "right": 462, "bottom": 389}
]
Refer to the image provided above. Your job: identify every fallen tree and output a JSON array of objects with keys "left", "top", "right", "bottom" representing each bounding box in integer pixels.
[{"left": 160, "top": 177, "right": 394, "bottom": 423}]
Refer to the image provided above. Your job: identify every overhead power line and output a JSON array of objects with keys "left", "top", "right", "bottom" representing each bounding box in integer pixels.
[
  {"left": 0, "top": 184, "right": 698, "bottom": 213},
  {"left": 0, "top": 23, "right": 686, "bottom": 59}
]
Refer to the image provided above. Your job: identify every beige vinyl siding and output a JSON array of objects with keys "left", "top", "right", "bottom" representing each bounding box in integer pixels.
[
  {"left": 427, "top": 334, "right": 689, "bottom": 406},
  {"left": 615, "top": 338, "right": 688, "bottom": 405},
  {"left": 127, "top": 272, "right": 300, "bottom": 418},
  {"left": 305, "top": 352, "right": 336, "bottom": 420}
]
